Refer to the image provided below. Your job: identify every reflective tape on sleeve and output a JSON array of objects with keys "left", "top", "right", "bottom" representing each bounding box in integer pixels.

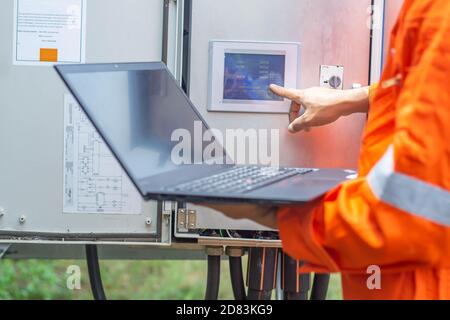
[{"left": 367, "top": 146, "right": 450, "bottom": 226}]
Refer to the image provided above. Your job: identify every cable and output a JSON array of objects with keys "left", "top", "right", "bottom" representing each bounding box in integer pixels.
[
  {"left": 275, "top": 253, "right": 284, "bottom": 300},
  {"left": 247, "top": 289, "right": 272, "bottom": 300},
  {"left": 85, "top": 245, "right": 107, "bottom": 300},
  {"left": 205, "top": 255, "right": 221, "bottom": 300},
  {"left": 280, "top": 253, "right": 310, "bottom": 300},
  {"left": 310, "top": 273, "right": 330, "bottom": 300},
  {"left": 205, "top": 247, "right": 223, "bottom": 300},
  {"left": 246, "top": 247, "right": 278, "bottom": 301},
  {"left": 226, "top": 247, "right": 246, "bottom": 300},
  {"left": 229, "top": 257, "right": 246, "bottom": 300},
  {"left": 285, "top": 292, "right": 309, "bottom": 300}
]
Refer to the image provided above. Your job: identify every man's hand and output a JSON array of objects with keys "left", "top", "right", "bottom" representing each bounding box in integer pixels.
[
  {"left": 198, "top": 197, "right": 324, "bottom": 230},
  {"left": 198, "top": 204, "right": 279, "bottom": 229},
  {"left": 269, "top": 85, "right": 370, "bottom": 133}
]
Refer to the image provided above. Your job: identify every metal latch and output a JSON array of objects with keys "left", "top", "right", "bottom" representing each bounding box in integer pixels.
[
  {"left": 162, "top": 209, "right": 171, "bottom": 226},
  {"left": 187, "top": 210, "right": 197, "bottom": 230},
  {"left": 177, "top": 208, "right": 188, "bottom": 232},
  {"left": 177, "top": 208, "right": 197, "bottom": 232}
]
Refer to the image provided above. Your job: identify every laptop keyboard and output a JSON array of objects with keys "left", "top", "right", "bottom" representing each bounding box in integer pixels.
[{"left": 166, "top": 166, "right": 314, "bottom": 195}]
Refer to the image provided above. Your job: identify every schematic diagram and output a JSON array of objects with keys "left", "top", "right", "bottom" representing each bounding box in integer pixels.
[{"left": 63, "top": 94, "right": 142, "bottom": 214}]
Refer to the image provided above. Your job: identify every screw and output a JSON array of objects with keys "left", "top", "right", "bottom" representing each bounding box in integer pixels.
[
  {"left": 145, "top": 218, "right": 152, "bottom": 226},
  {"left": 19, "top": 215, "right": 26, "bottom": 224}
]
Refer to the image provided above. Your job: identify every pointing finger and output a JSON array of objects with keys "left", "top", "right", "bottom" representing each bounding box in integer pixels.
[{"left": 269, "top": 84, "right": 302, "bottom": 102}]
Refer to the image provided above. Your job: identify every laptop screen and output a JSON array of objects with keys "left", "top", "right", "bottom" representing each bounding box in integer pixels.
[{"left": 58, "top": 63, "right": 227, "bottom": 190}]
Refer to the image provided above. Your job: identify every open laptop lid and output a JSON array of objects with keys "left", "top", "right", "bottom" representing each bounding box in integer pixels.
[{"left": 55, "top": 62, "right": 230, "bottom": 198}]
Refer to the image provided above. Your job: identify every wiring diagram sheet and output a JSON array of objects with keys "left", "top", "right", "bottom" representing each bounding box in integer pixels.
[{"left": 63, "top": 94, "right": 142, "bottom": 214}]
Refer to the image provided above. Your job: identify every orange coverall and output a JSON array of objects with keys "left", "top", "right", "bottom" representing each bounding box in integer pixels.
[{"left": 278, "top": 0, "right": 450, "bottom": 299}]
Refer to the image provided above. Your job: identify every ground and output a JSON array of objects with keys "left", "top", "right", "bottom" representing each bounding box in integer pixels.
[{"left": 0, "top": 259, "right": 342, "bottom": 300}]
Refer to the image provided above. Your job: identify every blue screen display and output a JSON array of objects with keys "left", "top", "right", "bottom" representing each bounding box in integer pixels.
[{"left": 223, "top": 53, "right": 285, "bottom": 101}]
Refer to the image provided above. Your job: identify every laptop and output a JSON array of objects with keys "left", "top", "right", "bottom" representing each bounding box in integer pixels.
[{"left": 55, "top": 62, "right": 355, "bottom": 205}]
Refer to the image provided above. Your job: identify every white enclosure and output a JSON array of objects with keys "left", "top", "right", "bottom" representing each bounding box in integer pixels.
[{"left": 0, "top": 0, "right": 169, "bottom": 243}]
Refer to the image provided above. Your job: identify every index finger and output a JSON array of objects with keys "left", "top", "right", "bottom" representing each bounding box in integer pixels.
[{"left": 269, "top": 84, "right": 301, "bottom": 101}]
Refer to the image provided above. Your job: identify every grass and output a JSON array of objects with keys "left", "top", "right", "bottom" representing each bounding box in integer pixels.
[{"left": 0, "top": 259, "right": 342, "bottom": 300}]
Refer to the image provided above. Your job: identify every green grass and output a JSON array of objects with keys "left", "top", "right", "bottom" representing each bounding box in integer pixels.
[{"left": 0, "top": 259, "right": 342, "bottom": 300}]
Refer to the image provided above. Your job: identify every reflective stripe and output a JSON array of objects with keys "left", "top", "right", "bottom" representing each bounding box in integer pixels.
[{"left": 367, "top": 146, "right": 450, "bottom": 226}]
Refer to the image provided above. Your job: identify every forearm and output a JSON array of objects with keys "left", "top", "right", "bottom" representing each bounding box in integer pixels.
[
  {"left": 337, "top": 86, "right": 370, "bottom": 116},
  {"left": 200, "top": 204, "right": 279, "bottom": 229}
]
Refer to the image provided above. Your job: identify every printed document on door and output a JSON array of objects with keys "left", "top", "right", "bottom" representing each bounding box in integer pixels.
[
  {"left": 63, "top": 94, "right": 142, "bottom": 215},
  {"left": 13, "top": 0, "right": 86, "bottom": 65}
]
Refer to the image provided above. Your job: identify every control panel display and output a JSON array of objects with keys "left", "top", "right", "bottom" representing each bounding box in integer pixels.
[
  {"left": 208, "top": 41, "right": 300, "bottom": 113},
  {"left": 223, "top": 53, "right": 285, "bottom": 101}
]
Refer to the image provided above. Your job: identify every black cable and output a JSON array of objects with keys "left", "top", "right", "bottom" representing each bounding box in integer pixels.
[
  {"left": 246, "top": 248, "right": 278, "bottom": 301},
  {"left": 310, "top": 273, "right": 330, "bottom": 300},
  {"left": 280, "top": 253, "right": 311, "bottom": 300},
  {"left": 247, "top": 289, "right": 272, "bottom": 300},
  {"left": 285, "top": 292, "right": 309, "bottom": 300},
  {"left": 205, "top": 255, "right": 221, "bottom": 300},
  {"left": 85, "top": 245, "right": 106, "bottom": 300},
  {"left": 229, "top": 256, "right": 246, "bottom": 300}
]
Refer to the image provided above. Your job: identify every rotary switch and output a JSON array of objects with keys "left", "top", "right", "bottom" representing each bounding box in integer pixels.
[
  {"left": 320, "top": 65, "right": 344, "bottom": 90},
  {"left": 328, "top": 75, "right": 342, "bottom": 89}
]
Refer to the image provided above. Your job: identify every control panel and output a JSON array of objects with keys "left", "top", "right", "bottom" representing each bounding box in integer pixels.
[{"left": 208, "top": 41, "right": 301, "bottom": 113}]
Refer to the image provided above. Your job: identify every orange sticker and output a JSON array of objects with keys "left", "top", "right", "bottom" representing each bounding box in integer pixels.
[{"left": 40, "top": 48, "right": 58, "bottom": 62}]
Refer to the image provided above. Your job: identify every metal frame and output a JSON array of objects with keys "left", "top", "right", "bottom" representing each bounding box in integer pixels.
[
  {"left": 181, "top": 0, "right": 192, "bottom": 94},
  {"left": 163, "top": 0, "right": 185, "bottom": 83},
  {"left": 2, "top": 242, "right": 206, "bottom": 260},
  {"left": 370, "top": 0, "right": 386, "bottom": 84},
  {"left": 207, "top": 40, "right": 301, "bottom": 114},
  {"left": 0, "top": 206, "right": 172, "bottom": 246}
]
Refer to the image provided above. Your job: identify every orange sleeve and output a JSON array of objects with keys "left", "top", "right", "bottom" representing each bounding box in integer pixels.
[
  {"left": 368, "top": 83, "right": 378, "bottom": 104},
  {"left": 278, "top": 4, "right": 450, "bottom": 274}
]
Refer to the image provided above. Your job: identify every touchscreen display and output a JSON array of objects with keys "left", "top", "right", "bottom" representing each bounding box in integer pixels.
[{"left": 223, "top": 53, "right": 285, "bottom": 101}]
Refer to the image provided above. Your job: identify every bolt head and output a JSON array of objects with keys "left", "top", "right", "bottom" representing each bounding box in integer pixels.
[
  {"left": 0, "top": 207, "right": 5, "bottom": 217},
  {"left": 145, "top": 218, "right": 152, "bottom": 226},
  {"left": 19, "top": 215, "right": 26, "bottom": 224}
]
